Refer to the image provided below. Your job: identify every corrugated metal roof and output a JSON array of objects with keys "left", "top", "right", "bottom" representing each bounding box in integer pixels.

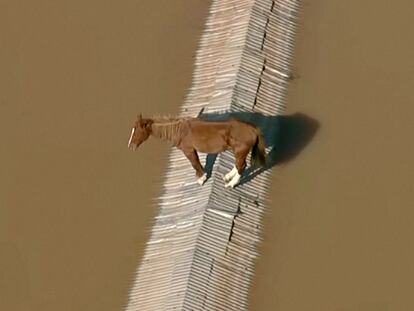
[{"left": 126, "top": 0, "right": 301, "bottom": 310}]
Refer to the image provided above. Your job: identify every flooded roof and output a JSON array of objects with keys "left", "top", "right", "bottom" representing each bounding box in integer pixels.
[{"left": 126, "top": 0, "right": 300, "bottom": 309}]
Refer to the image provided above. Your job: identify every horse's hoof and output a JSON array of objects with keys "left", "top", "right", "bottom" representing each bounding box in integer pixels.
[
  {"left": 223, "top": 167, "right": 237, "bottom": 183},
  {"left": 225, "top": 172, "right": 241, "bottom": 188},
  {"left": 197, "top": 173, "right": 207, "bottom": 186}
]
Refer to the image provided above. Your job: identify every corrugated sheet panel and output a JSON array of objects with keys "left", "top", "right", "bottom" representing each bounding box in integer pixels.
[{"left": 126, "top": 0, "right": 301, "bottom": 310}]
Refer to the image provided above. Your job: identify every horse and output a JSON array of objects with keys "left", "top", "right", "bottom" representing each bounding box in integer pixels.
[{"left": 128, "top": 114, "right": 267, "bottom": 188}]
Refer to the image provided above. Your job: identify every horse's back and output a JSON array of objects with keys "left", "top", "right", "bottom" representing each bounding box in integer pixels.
[
  {"left": 185, "top": 119, "right": 228, "bottom": 153},
  {"left": 186, "top": 118, "right": 258, "bottom": 153}
]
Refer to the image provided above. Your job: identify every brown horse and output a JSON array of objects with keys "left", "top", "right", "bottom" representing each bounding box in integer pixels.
[{"left": 128, "top": 114, "right": 266, "bottom": 188}]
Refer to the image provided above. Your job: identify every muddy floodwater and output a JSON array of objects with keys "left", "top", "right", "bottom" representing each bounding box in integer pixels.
[
  {"left": 1, "top": 0, "right": 414, "bottom": 311},
  {"left": 0, "top": 1, "right": 209, "bottom": 310},
  {"left": 250, "top": 0, "right": 414, "bottom": 310}
]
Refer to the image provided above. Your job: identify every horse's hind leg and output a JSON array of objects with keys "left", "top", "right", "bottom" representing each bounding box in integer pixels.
[
  {"left": 183, "top": 149, "right": 207, "bottom": 185},
  {"left": 223, "top": 149, "right": 244, "bottom": 183},
  {"left": 223, "top": 166, "right": 238, "bottom": 182},
  {"left": 225, "top": 148, "right": 248, "bottom": 188}
]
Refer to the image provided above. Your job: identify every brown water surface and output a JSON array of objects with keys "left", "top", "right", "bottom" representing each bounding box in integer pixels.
[
  {"left": 250, "top": 0, "right": 414, "bottom": 310},
  {"left": 3, "top": 1, "right": 414, "bottom": 310},
  {"left": 0, "top": 1, "right": 209, "bottom": 310}
]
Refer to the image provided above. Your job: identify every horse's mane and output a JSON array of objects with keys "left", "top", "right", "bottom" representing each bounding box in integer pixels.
[{"left": 150, "top": 115, "right": 192, "bottom": 144}]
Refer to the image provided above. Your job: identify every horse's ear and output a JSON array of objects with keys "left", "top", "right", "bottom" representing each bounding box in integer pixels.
[
  {"left": 137, "top": 113, "right": 143, "bottom": 125},
  {"left": 144, "top": 119, "right": 153, "bottom": 129}
]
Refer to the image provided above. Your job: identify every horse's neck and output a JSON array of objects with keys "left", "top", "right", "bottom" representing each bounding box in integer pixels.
[{"left": 150, "top": 118, "right": 186, "bottom": 145}]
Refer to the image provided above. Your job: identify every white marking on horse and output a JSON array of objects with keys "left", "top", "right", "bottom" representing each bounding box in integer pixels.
[
  {"left": 225, "top": 172, "right": 241, "bottom": 188},
  {"left": 128, "top": 127, "right": 135, "bottom": 147},
  {"left": 197, "top": 173, "right": 207, "bottom": 186},
  {"left": 223, "top": 166, "right": 238, "bottom": 182}
]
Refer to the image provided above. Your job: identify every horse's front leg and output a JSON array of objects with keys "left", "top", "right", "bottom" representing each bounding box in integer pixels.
[
  {"left": 183, "top": 149, "right": 207, "bottom": 186},
  {"left": 225, "top": 149, "right": 248, "bottom": 188}
]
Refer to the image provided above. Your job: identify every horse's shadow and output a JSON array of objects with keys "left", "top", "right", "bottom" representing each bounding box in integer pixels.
[{"left": 200, "top": 111, "right": 320, "bottom": 186}]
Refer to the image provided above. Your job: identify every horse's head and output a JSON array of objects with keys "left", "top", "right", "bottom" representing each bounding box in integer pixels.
[{"left": 128, "top": 114, "right": 153, "bottom": 150}]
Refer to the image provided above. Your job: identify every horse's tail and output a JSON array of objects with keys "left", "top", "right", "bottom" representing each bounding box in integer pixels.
[{"left": 251, "top": 129, "right": 267, "bottom": 167}]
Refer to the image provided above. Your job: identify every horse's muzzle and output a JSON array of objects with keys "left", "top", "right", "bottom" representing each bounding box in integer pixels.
[{"left": 128, "top": 143, "right": 138, "bottom": 151}]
